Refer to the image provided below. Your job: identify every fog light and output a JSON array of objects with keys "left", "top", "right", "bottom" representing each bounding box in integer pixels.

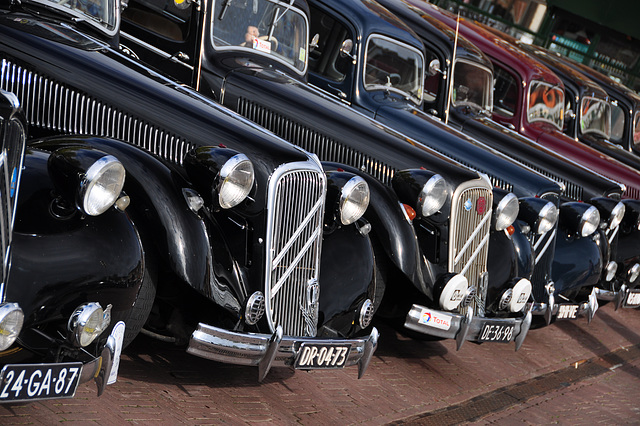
[
  {"left": 629, "top": 263, "right": 640, "bottom": 283},
  {"left": 605, "top": 261, "right": 618, "bottom": 282},
  {"left": 461, "top": 286, "right": 477, "bottom": 308},
  {"left": 0, "top": 303, "right": 24, "bottom": 351},
  {"left": 508, "top": 279, "right": 532, "bottom": 312},
  {"left": 245, "top": 292, "right": 265, "bottom": 325},
  {"left": 498, "top": 289, "right": 513, "bottom": 311},
  {"left": 439, "top": 274, "right": 468, "bottom": 311},
  {"left": 359, "top": 299, "right": 374, "bottom": 329},
  {"left": 68, "top": 303, "right": 111, "bottom": 347}
]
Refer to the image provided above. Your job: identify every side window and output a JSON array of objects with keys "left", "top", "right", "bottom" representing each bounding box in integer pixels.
[
  {"left": 493, "top": 65, "right": 517, "bottom": 117},
  {"left": 610, "top": 102, "right": 625, "bottom": 143},
  {"left": 123, "top": 0, "right": 192, "bottom": 42},
  {"left": 308, "top": 6, "right": 352, "bottom": 82},
  {"left": 423, "top": 48, "right": 442, "bottom": 104}
]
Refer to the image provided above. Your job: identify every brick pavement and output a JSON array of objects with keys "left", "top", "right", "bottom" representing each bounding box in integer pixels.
[{"left": 0, "top": 304, "right": 637, "bottom": 425}]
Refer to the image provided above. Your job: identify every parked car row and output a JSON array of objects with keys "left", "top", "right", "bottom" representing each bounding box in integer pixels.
[{"left": 0, "top": 0, "right": 638, "bottom": 404}]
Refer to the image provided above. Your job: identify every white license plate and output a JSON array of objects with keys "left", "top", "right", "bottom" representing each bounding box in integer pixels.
[
  {"left": 294, "top": 344, "right": 351, "bottom": 369},
  {"left": 626, "top": 291, "right": 640, "bottom": 306},
  {"left": 479, "top": 323, "right": 514, "bottom": 343},
  {"left": 556, "top": 304, "right": 580, "bottom": 319},
  {"left": 0, "top": 362, "right": 82, "bottom": 402}
]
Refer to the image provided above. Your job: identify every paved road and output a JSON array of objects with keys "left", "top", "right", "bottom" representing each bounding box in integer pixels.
[{"left": 0, "top": 303, "right": 638, "bottom": 425}]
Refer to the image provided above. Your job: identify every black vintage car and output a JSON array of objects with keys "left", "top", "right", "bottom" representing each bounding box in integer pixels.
[
  {"left": 0, "top": 0, "right": 381, "bottom": 381},
  {"left": 0, "top": 88, "right": 147, "bottom": 403},
  {"left": 303, "top": 0, "right": 623, "bottom": 325},
  {"left": 118, "top": 0, "right": 566, "bottom": 349},
  {"left": 374, "top": 0, "right": 640, "bottom": 315}
]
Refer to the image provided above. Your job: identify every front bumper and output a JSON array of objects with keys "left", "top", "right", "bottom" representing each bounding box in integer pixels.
[
  {"left": 404, "top": 305, "right": 532, "bottom": 351},
  {"left": 187, "top": 323, "right": 379, "bottom": 382},
  {"left": 532, "top": 286, "right": 599, "bottom": 323},
  {"left": 596, "top": 284, "right": 640, "bottom": 309}
]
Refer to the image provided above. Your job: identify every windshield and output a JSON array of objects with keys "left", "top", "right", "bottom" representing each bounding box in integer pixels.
[
  {"left": 527, "top": 80, "right": 564, "bottom": 130},
  {"left": 610, "top": 102, "right": 625, "bottom": 142},
  {"left": 452, "top": 59, "right": 492, "bottom": 111},
  {"left": 211, "top": 0, "right": 308, "bottom": 74},
  {"left": 29, "top": 0, "right": 119, "bottom": 35},
  {"left": 580, "top": 96, "right": 611, "bottom": 138},
  {"left": 364, "top": 35, "right": 423, "bottom": 105},
  {"left": 633, "top": 111, "right": 640, "bottom": 149}
]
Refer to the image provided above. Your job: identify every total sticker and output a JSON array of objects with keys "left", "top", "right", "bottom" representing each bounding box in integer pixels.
[
  {"left": 418, "top": 308, "right": 451, "bottom": 330},
  {"left": 253, "top": 37, "right": 272, "bottom": 53}
]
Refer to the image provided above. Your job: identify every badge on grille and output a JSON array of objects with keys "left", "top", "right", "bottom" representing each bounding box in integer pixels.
[
  {"left": 464, "top": 198, "right": 473, "bottom": 211},
  {"left": 476, "top": 197, "right": 487, "bottom": 215}
]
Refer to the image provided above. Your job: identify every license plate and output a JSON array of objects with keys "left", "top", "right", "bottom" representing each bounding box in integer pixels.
[
  {"left": 626, "top": 291, "right": 640, "bottom": 307},
  {"left": 0, "top": 362, "right": 82, "bottom": 402},
  {"left": 479, "top": 323, "right": 514, "bottom": 343},
  {"left": 556, "top": 303, "right": 580, "bottom": 319},
  {"left": 294, "top": 344, "right": 351, "bottom": 369}
]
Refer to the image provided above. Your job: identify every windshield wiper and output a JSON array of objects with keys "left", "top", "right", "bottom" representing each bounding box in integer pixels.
[
  {"left": 218, "top": 0, "right": 232, "bottom": 20},
  {"left": 266, "top": 0, "right": 293, "bottom": 40}
]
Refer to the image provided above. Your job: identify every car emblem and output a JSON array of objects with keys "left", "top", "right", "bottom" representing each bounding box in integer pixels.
[
  {"left": 464, "top": 198, "right": 473, "bottom": 211},
  {"left": 299, "top": 279, "right": 319, "bottom": 337},
  {"left": 422, "top": 311, "right": 431, "bottom": 323},
  {"left": 476, "top": 197, "right": 487, "bottom": 215},
  {"left": 10, "top": 167, "right": 17, "bottom": 198}
]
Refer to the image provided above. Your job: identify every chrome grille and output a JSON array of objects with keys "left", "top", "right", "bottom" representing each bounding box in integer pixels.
[
  {"left": 449, "top": 181, "right": 493, "bottom": 315},
  {"left": 237, "top": 98, "right": 395, "bottom": 185},
  {"left": 0, "top": 59, "right": 193, "bottom": 164},
  {"left": 0, "top": 116, "right": 26, "bottom": 301},
  {"left": 265, "top": 164, "right": 326, "bottom": 337}
]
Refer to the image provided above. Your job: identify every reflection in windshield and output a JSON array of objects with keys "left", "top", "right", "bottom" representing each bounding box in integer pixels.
[
  {"left": 634, "top": 112, "right": 640, "bottom": 148},
  {"left": 580, "top": 96, "right": 610, "bottom": 138},
  {"left": 610, "top": 103, "right": 625, "bottom": 142},
  {"left": 527, "top": 81, "right": 564, "bottom": 130},
  {"left": 452, "top": 60, "right": 492, "bottom": 111},
  {"left": 30, "top": 0, "right": 118, "bottom": 34},
  {"left": 364, "top": 36, "right": 423, "bottom": 105},
  {"left": 212, "top": 0, "right": 307, "bottom": 73}
]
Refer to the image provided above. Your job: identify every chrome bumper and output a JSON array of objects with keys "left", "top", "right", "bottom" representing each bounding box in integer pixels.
[
  {"left": 532, "top": 286, "right": 599, "bottom": 323},
  {"left": 78, "top": 330, "right": 117, "bottom": 396},
  {"left": 187, "top": 323, "right": 379, "bottom": 382},
  {"left": 404, "top": 305, "right": 532, "bottom": 351}
]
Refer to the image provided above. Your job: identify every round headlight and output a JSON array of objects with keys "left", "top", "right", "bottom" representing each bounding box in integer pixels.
[
  {"left": 537, "top": 202, "right": 558, "bottom": 234},
  {"left": 68, "top": 303, "right": 110, "bottom": 347},
  {"left": 0, "top": 303, "right": 24, "bottom": 351},
  {"left": 629, "top": 263, "right": 640, "bottom": 283},
  {"left": 418, "top": 174, "right": 447, "bottom": 217},
  {"left": 80, "top": 156, "right": 125, "bottom": 216},
  {"left": 609, "top": 202, "right": 625, "bottom": 230},
  {"left": 495, "top": 193, "right": 519, "bottom": 231},
  {"left": 218, "top": 154, "right": 254, "bottom": 209},
  {"left": 580, "top": 205, "right": 600, "bottom": 237},
  {"left": 340, "top": 176, "right": 370, "bottom": 225},
  {"left": 605, "top": 261, "right": 618, "bottom": 282}
]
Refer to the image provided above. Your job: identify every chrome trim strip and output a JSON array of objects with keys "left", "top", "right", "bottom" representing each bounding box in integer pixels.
[
  {"left": 534, "top": 229, "right": 556, "bottom": 265},
  {"left": 120, "top": 32, "right": 194, "bottom": 70}
]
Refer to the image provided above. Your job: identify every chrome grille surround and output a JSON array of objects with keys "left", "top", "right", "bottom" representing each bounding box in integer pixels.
[
  {"left": 0, "top": 116, "right": 26, "bottom": 301},
  {"left": 265, "top": 161, "right": 326, "bottom": 337},
  {"left": 0, "top": 59, "right": 194, "bottom": 164},
  {"left": 529, "top": 193, "right": 559, "bottom": 302},
  {"left": 449, "top": 178, "right": 493, "bottom": 315}
]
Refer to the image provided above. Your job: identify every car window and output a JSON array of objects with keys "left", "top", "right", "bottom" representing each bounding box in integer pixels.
[
  {"left": 610, "top": 102, "right": 625, "bottom": 142},
  {"left": 308, "top": 6, "right": 353, "bottom": 82},
  {"left": 579, "top": 96, "right": 611, "bottom": 138},
  {"left": 493, "top": 65, "right": 517, "bottom": 117},
  {"left": 634, "top": 111, "right": 640, "bottom": 148},
  {"left": 527, "top": 80, "right": 564, "bottom": 130},
  {"left": 452, "top": 59, "right": 492, "bottom": 111},
  {"left": 123, "top": 0, "right": 193, "bottom": 41}
]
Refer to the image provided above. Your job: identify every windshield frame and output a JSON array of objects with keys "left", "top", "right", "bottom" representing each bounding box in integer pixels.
[
  {"left": 526, "top": 80, "right": 564, "bottom": 130},
  {"left": 579, "top": 95, "right": 611, "bottom": 139},
  {"left": 451, "top": 58, "right": 493, "bottom": 112},
  {"left": 27, "top": 0, "right": 120, "bottom": 37},
  {"left": 362, "top": 33, "right": 424, "bottom": 105},
  {"left": 633, "top": 110, "right": 640, "bottom": 149},
  {"left": 210, "top": 0, "right": 309, "bottom": 76}
]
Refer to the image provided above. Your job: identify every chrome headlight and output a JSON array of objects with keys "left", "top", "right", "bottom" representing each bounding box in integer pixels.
[
  {"left": 629, "top": 263, "right": 640, "bottom": 283},
  {"left": 518, "top": 197, "right": 558, "bottom": 235},
  {"left": 68, "top": 303, "right": 111, "bottom": 347},
  {"left": 418, "top": 174, "right": 447, "bottom": 217},
  {"left": 604, "top": 261, "right": 618, "bottom": 282},
  {"left": 392, "top": 169, "right": 450, "bottom": 219},
  {"left": 0, "top": 303, "right": 24, "bottom": 351},
  {"left": 590, "top": 198, "right": 625, "bottom": 231},
  {"left": 340, "top": 176, "right": 370, "bottom": 225},
  {"left": 218, "top": 154, "right": 255, "bottom": 209},
  {"left": 80, "top": 156, "right": 126, "bottom": 216},
  {"left": 495, "top": 192, "right": 519, "bottom": 231},
  {"left": 559, "top": 202, "right": 601, "bottom": 237}
]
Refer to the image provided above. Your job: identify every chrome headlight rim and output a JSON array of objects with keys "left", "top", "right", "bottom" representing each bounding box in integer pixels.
[
  {"left": 217, "top": 153, "right": 255, "bottom": 209},
  {"left": 608, "top": 201, "right": 626, "bottom": 230},
  {"left": 495, "top": 192, "right": 519, "bottom": 231},
  {"left": 605, "top": 261, "right": 618, "bottom": 282},
  {"left": 580, "top": 205, "right": 600, "bottom": 237},
  {"left": 418, "top": 174, "right": 447, "bottom": 217},
  {"left": 68, "top": 302, "right": 110, "bottom": 347},
  {"left": 339, "top": 176, "right": 370, "bottom": 225},
  {"left": 0, "top": 303, "right": 24, "bottom": 351},
  {"left": 79, "top": 155, "right": 126, "bottom": 216},
  {"left": 629, "top": 263, "right": 640, "bottom": 283},
  {"left": 537, "top": 202, "right": 559, "bottom": 235}
]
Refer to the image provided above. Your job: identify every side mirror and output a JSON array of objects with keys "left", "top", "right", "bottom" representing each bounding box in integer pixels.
[
  {"left": 339, "top": 39, "right": 356, "bottom": 62},
  {"left": 310, "top": 33, "right": 320, "bottom": 51},
  {"left": 427, "top": 58, "right": 443, "bottom": 76}
]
